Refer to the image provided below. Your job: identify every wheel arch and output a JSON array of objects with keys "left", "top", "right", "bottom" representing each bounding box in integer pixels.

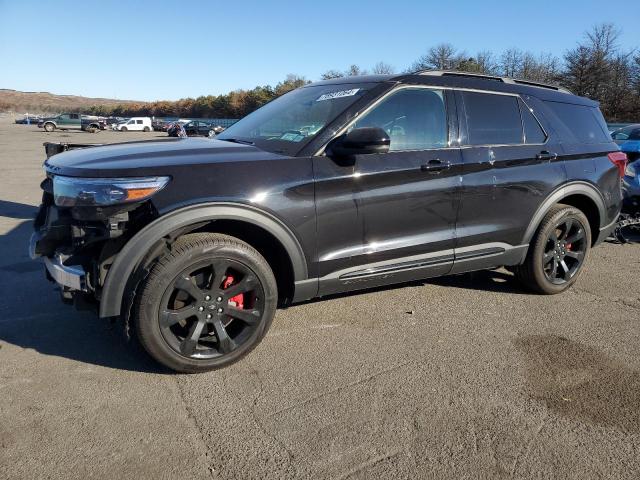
[
  {"left": 522, "top": 182, "right": 605, "bottom": 248},
  {"left": 99, "top": 202, "right": 308, "bottom": 318}
]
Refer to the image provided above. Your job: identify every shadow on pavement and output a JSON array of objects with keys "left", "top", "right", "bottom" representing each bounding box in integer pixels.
[
  {"left": 0, "top": 200, "right": 168, "bottom": 374},
  {"left": 0, "top": 199, "right": 38, "bottom": 219},
  {"left": 430, "top": 269, "right": 530, "bottom": 294}
]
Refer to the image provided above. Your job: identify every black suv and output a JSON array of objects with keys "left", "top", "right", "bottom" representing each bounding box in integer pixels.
[{"left": 30, "top": 71, "right": 626, "bottom": 372}]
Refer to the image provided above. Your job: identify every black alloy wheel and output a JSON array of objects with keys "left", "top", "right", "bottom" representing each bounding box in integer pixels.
[
  {"left": 159, "top": 258, "right": 264, "bottom": 359},
  {"left": 135, "top": 233, "right": 277, "bottom": 373},
  {"left": 516, "top": 204, "right": 591, "bottom": 294},
  {"left": 542, "top": 217, "right": 587, "bottom": 284}
]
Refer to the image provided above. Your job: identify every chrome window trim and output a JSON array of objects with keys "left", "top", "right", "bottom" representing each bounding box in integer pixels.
[
  {"left": 315, "top": 85, "right": 554, "bottom": 155},
  {"left": 518, "top": 96, "right": 549, "bottom": 145},
  {"left": 315, "top": 84, "right": 451, "bottom": 156},
  {"left": 458, "top": 90, "right": 550, "bottom": 148}
]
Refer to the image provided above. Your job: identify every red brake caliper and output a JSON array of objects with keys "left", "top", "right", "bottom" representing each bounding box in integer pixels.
[
  {"left": 566, "top": 243, "right": 572, "bottom": 251},
  {"left": 223, "top": 275, "right": 244, "bottom": 309}
]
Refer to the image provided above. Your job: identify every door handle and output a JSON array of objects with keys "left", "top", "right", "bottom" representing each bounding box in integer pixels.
[
  {"left": 420, "top": 159, "right": 450, "bottom": 173},
  {"left": 536, "top": 150, "right": 557, "bottom": 161}
]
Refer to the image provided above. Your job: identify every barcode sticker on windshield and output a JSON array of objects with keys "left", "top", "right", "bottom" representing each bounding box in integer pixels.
[{"left": 316, "top": 88, "right": 360, "bottom": 102}]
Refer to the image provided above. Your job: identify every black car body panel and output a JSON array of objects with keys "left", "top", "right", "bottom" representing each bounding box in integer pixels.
[{"left": 32, "top": 72, "right": 623, "bottom": 319}]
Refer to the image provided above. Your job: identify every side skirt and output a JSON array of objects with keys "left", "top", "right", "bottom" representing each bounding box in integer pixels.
[{"left": 292, "top": 243, "right": 529, "bottom": 302}]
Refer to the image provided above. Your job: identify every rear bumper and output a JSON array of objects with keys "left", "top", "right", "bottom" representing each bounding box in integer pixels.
[{"left": 595, "top": 218, "right": 618, "bottom": 245}]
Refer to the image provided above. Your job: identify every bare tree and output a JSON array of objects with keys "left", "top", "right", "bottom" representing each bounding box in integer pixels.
[
  {"left": 320, "top": 69, "right": 344, "bottom": 80},
  {"left": 475, "top": 51, "right": 499, "bottom": 75},
  {"left": 321, "top": 65, "right": 368, "bottom": 79},
  {"left": 345, "top": 64, "right": 367, "bottom": 76},
  {"left": 410, "top": 43, "right": 462, "bottom": 71},
  {"left": 500, "top": 48, "right": 524, "bottom": 77},
  {"left": 372, "top": 61, "right": 395, "bottom": 75}
]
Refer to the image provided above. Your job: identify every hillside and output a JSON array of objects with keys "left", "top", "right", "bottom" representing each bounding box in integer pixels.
[{"left": 0, "top": 89, "right": 143, "bottom": 114}]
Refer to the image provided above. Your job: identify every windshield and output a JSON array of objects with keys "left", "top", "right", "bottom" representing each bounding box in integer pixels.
[{"left": 216, "top": 83, "right": 376, "bottom": 155}]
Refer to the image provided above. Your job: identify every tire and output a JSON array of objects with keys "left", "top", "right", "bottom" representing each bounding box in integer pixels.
[
  {"left": 143, "top": 126, "right": 150, "bottom": 132},
  {"left": 44, "top": 122, "right": 55, "bottom": 132},
  {"left": 121, "top": 126, "right": 127, "bottom": 132},
  {"left": 515, "top": 204, "right": 591, "bottom": 294},
  {"left": 135, "top": 233, "right": 278, "bottom": 373}
]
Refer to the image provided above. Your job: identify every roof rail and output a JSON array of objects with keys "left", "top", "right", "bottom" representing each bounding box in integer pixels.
[{"left": 413, "top": 70, "right": 572, "bottom": 94}]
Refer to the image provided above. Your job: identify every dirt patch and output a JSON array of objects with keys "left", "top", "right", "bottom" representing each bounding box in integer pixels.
[{"left": 515, "top": 334, "right": 640, "bottom": 433}]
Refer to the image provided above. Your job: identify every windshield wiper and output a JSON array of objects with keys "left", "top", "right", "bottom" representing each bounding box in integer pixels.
[{"left": 218, "top": 138, "right": 254, "bottom": 145}]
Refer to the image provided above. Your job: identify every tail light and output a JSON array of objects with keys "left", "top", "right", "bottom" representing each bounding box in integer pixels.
[{"left": 608, "top": 151, "right": 628, "bottom": 178}]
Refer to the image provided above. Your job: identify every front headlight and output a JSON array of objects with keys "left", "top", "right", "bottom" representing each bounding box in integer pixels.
[{"left": 53, "top": 176, "right": 170, "bottom": 207}]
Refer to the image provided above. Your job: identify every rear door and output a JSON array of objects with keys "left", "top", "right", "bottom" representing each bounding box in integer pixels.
[
  {"left": 314, "top": 86, "right": 462, "bottom": 294},
  {"left": 454, "top": 90, "right": 565, "bottom": 272}
]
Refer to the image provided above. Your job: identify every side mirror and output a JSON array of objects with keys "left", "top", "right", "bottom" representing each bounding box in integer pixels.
[{"left": 327, "top": 127, "right": 390, "bottom": 159}]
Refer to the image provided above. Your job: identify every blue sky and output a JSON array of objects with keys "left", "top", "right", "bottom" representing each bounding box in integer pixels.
[{"left": 0, "top": 0, "right": 637, "bottom": 101}]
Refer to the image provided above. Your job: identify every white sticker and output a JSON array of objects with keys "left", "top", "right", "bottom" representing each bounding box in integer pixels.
[{"left": 316, "top": 88, "right": 360, "bottom": 102}]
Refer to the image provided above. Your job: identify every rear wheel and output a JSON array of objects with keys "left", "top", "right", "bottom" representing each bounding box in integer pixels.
[
  {"left": 135, "top": 233, "right": 277, "bottom": 373},
  {"left": 143, "top": 126, "right": 150, "bottom": 132},
  {"left": 515, "top": 204, "right": 591, "bottom": 294}
]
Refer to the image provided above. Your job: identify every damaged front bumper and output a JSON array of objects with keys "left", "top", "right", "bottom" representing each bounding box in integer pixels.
[{"left": 30, "top": 235, "right": 88, "bottom": 292}]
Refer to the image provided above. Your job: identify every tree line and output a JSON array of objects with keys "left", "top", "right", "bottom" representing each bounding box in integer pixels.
[{"left": 87, "top": 23, "right": 639, "bottom": 122}]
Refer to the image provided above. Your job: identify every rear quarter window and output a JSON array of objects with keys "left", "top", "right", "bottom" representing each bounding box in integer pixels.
[
  {"left": 543, "top": 101, "right": 610, "bottom": 144},
  {"left": 462, "top": 92, "right": 523, "bottom": 145}
]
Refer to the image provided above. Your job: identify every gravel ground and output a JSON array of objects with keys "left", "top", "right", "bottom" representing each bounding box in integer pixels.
[{"left": 1, "top": 116, "right": 639, "bottom": 479}]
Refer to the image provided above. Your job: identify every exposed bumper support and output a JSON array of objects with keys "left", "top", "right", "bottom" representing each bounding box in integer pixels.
[{"left": 43, "top": 254, "right": 87, "bottom": 292}]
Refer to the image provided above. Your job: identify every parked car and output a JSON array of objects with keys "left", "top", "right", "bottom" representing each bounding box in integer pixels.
[
  {"left": 15, "top": 114, "right": 42, "bottom": 124},
  {"left": 152, "top": 119, "right": 170, "bottom": 132},
  {"left": 38, "top": 113, "right": 102, "bottom": 132},
  {"left": 30, "top": 71, "right": 625, "bottom": 372},
  {"left": 113, "top": 117, "right": 152, "bottom": 132},
  {"left": 611, "top": 124, "right": 640, "bottom": 145},
  {"left": 168, "top": 120, "right": 214, "bottom": 137},
  {"left": 620, "top": 135, "right": 640, "bottom": 212}
]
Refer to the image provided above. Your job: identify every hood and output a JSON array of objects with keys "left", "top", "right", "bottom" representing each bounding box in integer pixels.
[{"left": 44, "top": 137, "right": 287, "bottom": 177}]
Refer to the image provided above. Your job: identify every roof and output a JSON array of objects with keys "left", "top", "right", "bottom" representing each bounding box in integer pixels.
[{"left": 308, "top": 70, "right": 596, "bottom": 106}]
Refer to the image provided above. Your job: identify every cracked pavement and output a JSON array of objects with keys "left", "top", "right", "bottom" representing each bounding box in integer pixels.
[{"left": 1, "top": 117, "right": 639, "bottom": 479}]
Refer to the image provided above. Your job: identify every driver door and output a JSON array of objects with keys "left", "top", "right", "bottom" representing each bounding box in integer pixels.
[{"left": 313, "top": 87, "right": 462, "bottom": 295}]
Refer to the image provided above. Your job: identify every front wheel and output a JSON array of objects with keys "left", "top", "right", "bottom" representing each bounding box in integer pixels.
[
  {"left": 44, "top": 123, "right": 55, "bottom": 132},
  {"left": 121, "top": 126, "right": 127, "bottom": 132},
  {"left": 135, "top": 233, "right": 277, "bottom": 373},
  {"left": 515, "top": 204, "right": 591, "bottom": 294}
]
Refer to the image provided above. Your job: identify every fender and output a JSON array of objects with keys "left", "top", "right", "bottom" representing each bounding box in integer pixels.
[
  {"left": 521, "top": 181, "right": 606, "bottom": 245},
  {"left": 99, "top": 202, "right": 308, "bottom": 318}
]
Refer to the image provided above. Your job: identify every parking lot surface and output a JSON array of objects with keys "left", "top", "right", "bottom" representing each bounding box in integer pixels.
[{"left": 1, "top": 116, "right": 639, "bottom": 479}]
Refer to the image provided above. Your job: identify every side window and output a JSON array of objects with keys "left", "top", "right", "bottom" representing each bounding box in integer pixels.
[
  {"left": 70, "top": 114, "right": 79, "bottom": 119},
  {"left": 612, "top": 131, "right": 629, "bottom": 141},
  {"left": 137, "top": 120, "right": 143, "bottom": 124},
  {"left": 629, "top": 128, "right": 640, "bottom": 140},
  {"left": 543, "top": 101, "right": 610, "bottom": 144},
  {"left": 518, "top": 99, "right": 547, "bottom": 144},
  {"left": 351, "top": 88, "right": 447, "bottom": 151},
  {"left": 462, "top": 92, "right": 523, "bottom": 145}
]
